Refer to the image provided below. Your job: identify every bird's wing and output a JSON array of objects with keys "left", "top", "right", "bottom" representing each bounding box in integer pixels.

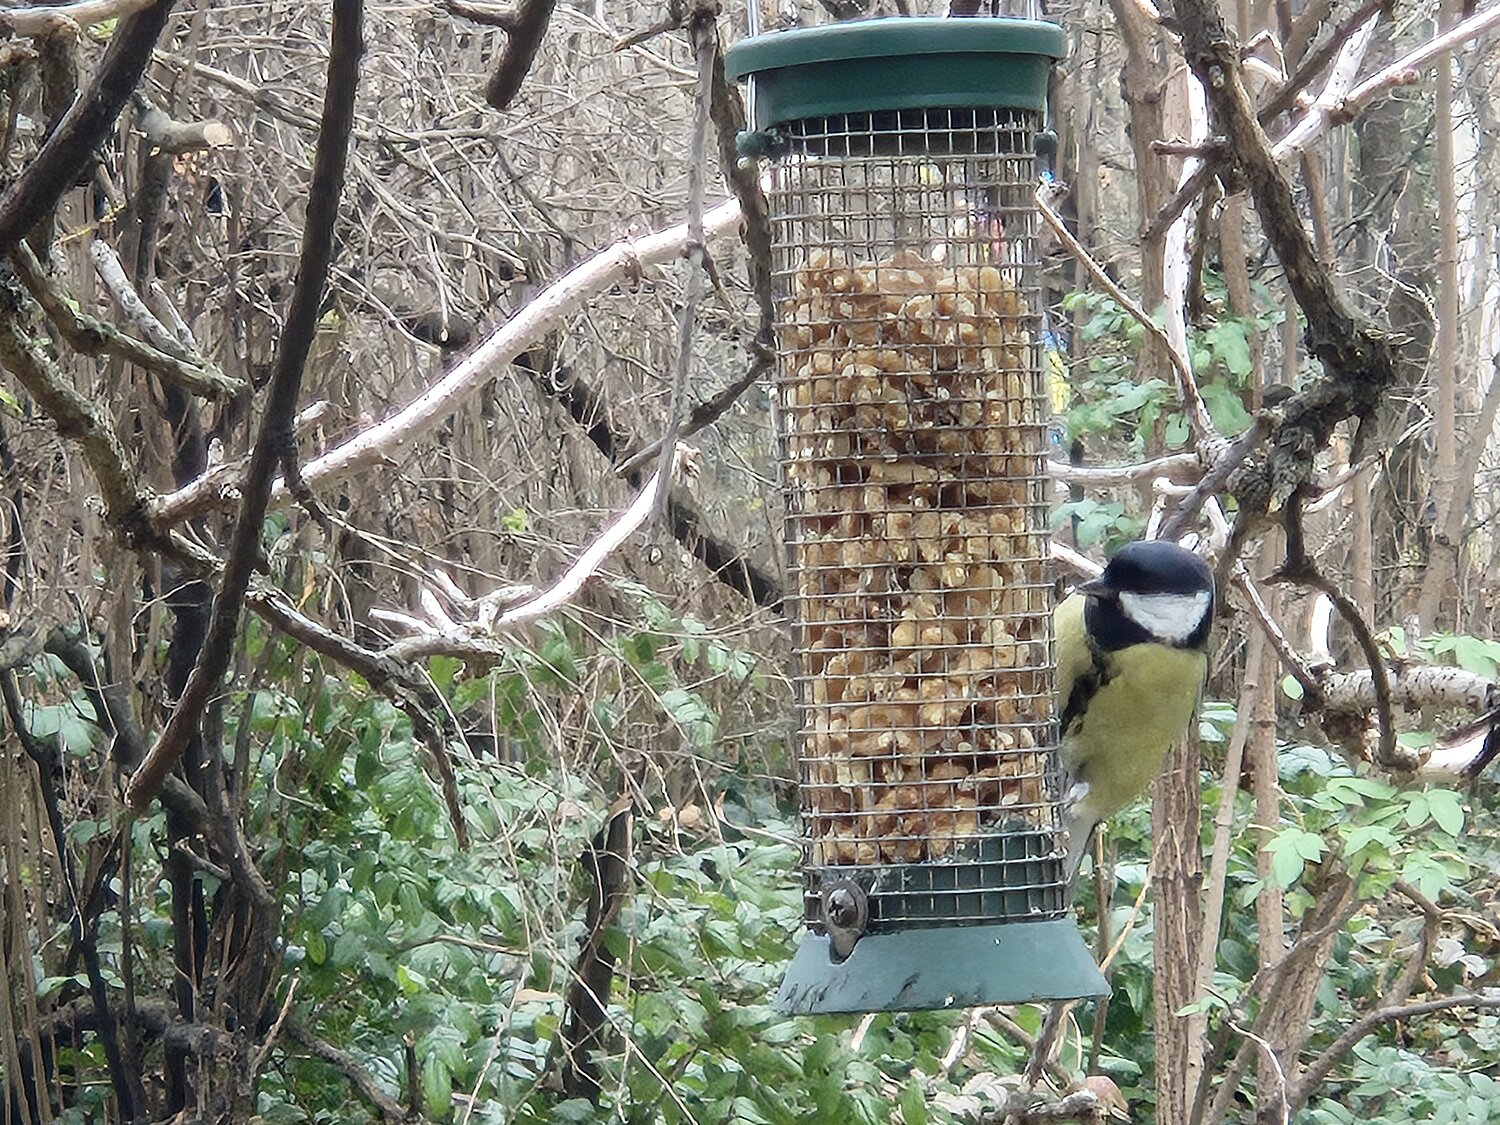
[
  {"left": 1054, "top": 591, "right": 1103, "bottom": 884},
  {"left": 1053, "top": 592, "right": 1094, "bottom": 735}
]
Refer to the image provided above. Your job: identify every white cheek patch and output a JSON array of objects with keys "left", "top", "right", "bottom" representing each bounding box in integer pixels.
[{"left": 1118, "top": 590, "right": 1211, "bottom": 645}]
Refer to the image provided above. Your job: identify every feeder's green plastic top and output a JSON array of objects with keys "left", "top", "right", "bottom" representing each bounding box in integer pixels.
[{"left": 725, "top": 17, "right": 1066, "bottom": 128}]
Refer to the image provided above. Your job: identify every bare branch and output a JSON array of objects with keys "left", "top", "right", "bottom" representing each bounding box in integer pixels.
[
  {"left": 1286, "top": 882, "right": 1470, "bottom": 1124},
  {"left": 134, "top": 95, "right": 233, "bottom": 153},
  {"left": 1231, "top": 567, "right": 1324, "bottom": 703},
  {"left": 0, "top": 0, "right": 155, "bottom": 36},
  {"left": 1277, "top": 522, "right": 1405, "bottom": 769},
  {"left": 286, "top": 1021, "right": 411, "bottom": 1124},
  {"left": 382, "top": 446, "right": 702, "bottom": 662},
  {"left": 483, "top": 0, "right": 558, "bottom": 109},
  {"left": 1335, "top": 3, "right": 1500, "bottom": 126},
  {"left": 1038, "top": 191, "right": 1217, "bottom": 445},
  {"left": 150, "top": 198, "right": 744, "bottom": 529},
  {"left": 128, "top": 0, "right": 364, "bottom": 811},
  {"left": 612, "top": 356, "right": 769, "bottom": 478},
  {"left": 0, "top": 1, "right": 175, "bottom": 250},
  {"left": 1259, "top": 0, "right": 1384, "bottom": 123},
  {"left": 1177, "top": 0, "right": 1400, "bottom": 519},
  {"left": 1321, "top": 664, "right": 1500, "bottom": 715},
  {"left": 1049, "top": 452, "right": 1201, "bottom": 487},
  {"left": 1159, "top": 416, "right": 1271, "bottom": 541},
  {"left": 0, "top": 275, "right": 151, "bottom": 542},
  {"left": 440, "top": 0, "right": 518, "bottom": 30},
  {"left": 89, "top": 239, "right": 203, "bottom": 361},
  {"left": 651, "top": 6, "right": 715, "bottom": 525},
  {"left": 10, "top": 242, "right": 242, "bottom": 398},
  {"left": 1272, "top": 14, "right": 1379, "bottom": 161}
]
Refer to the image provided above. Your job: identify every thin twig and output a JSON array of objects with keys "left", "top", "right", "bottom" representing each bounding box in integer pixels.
[
  {"left": 382, "top": 445, "right": 701, "bottom": 662},
  {"left": 1276, "top": 505, "right": 1403, "bottom": 767},
  {"left": 1231, "top": 565, "right": 1324, "bottom": 703},
  {"left": 651, "top": 6, "right": 715, "bottom": 526},
  {"left": 250, "top": 977, "right": 300, "bottom": 1077},
  {"left": 1335, "top": 2, "right": 1500, "bottom": 126},
  {"left": 287, "top": 1021, "right": 410, "bottom": 1123},
  {"left": 149, "top": 199, "right": 745, "bottom": 529},
  {"left": 613, "top": 356, "right": 769, "bottom": 478},
  {"left": 1258, "top": 0, "right": 1384, "bottom": 123},
  {"left": 1159, "top": 415, "right": 1271, "bottom": 540},
  {"left": 984, "top": 1010, "right": 1073, "bottom": 1087}
]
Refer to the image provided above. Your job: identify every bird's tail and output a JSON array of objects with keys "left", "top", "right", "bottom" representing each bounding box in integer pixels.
[{"left": 1061, "top": 803, "right": 1098, "bottom": 889}]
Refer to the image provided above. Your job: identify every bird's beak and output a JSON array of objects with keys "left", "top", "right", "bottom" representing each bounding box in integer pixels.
[{"left": 1076, "top": 575, "right": 1116, "bottom": 600}]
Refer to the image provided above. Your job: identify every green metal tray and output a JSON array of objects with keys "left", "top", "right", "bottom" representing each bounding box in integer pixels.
[{"left": 776, "top": 918, "right": 1109, "bottom": 1014}]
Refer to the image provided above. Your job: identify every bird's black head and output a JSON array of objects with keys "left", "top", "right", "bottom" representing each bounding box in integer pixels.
[{"left": 1080, "top": 540, "right": 1214, "bottom": 651}]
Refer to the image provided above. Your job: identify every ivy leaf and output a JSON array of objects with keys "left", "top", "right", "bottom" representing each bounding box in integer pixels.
[
  {"left": 1164, "top": 412, "right": 1191, "bottom": 449},
  {"left": 898, "top": 1081, "right": 928, "bottom": 1125},
  {"left": 1426, "top": 789, "right": 1465, "bottom": 836},
  {"left": 1205, "top": 320, "right": 1254, "bottom": 379},
  {"left": 1200, "top": 382, "right": 1253, "bottom": 436}
]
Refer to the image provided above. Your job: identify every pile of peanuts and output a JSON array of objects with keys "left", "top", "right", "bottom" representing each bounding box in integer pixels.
[{"left": 779, "top": 248, "right": 1054, "bottom": 867}]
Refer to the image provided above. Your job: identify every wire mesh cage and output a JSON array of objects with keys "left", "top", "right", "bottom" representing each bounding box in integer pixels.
[
  {"left": 751, "top": 0, "right": 1043, "bottom": 33},
  {"left": 729, "top": 17, "right": 1107, "bottom": 1013},
  {"left": 772, "top": 106, "right": 1061, "bottom": 929}
]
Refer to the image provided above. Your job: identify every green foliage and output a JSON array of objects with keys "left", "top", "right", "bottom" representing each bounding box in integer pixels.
[
  {"left": 1058, "top": 283, "right": 1277, "bottom": 457},
  {"left": 124, "top": 609, "right": 1500, "bottom": 1123}
]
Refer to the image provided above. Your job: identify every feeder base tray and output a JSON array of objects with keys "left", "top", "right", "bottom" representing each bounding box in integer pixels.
[{"left": 774, "top": 919, "right": 1108, "bottom": 1014}]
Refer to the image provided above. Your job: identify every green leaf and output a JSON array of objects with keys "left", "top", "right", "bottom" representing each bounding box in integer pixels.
[
  {"left": 304, "top": 930, "right": 328, "bottom": 965},
  {"left": 1205, "top": 320, "right": 1254, "bottom": 378},
  {"left": 1267, "top": 828, "right": 1324, "bottom": 887},
  {"left": 898, "top": 1081, "right": 928, "bottom": 1125},
  {"left": 395, "top": 964, "right": 426, "bottom": 997},
  {"left": 1164, "top": 413, "right": 1191, "bottom": 449},
  {"left": 1401, "top": 853, "right": 1454, "bottom": 901},
  {"left": 1427, "top": 789, "right": 1465, "bottom": 836},
  {"left": 1340, "top": 824, "right": 1397, "bottom": 855},
  {"left": 420, "top": 1055, "right": 452, "bottom": 1119},
  {"left": 1451, "top": 636, "right": 1500, "bottom": 678},
  {"left": 1404, "top": 793, "right": 1431, "bottom": 828},
  {"left": 1201, "top": 382, "right": 1253, "bottom": 436}
]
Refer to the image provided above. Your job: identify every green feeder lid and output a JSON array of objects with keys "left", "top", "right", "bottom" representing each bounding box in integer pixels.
[
  {"left": 725, "top": 18, "right": 1066, "bottom": 127},
  {"left": 776, "top": 918, "right": 1109, "bottom": 1014}
]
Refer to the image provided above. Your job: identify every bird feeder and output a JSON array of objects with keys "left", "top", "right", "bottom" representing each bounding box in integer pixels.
[{"left": 727, "top": 18, "right": 1108, "bottom": 1014}]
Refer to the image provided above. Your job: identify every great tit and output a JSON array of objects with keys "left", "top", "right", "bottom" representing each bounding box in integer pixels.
[{"left": 1054, "top": 540, "right": 1214, "bottom": 883}]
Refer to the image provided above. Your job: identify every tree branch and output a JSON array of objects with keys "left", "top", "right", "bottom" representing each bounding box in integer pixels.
[
  {"left": 482, "top": 0, "right": 557, "bottom": 109},
  {"left": 286, "top": 1021, "right": 412, "bottom": 1123},
  {"left": 383, "top": 446, "right": 701, "bottom": 662},
  {"left": 1176, "top": 0, "right": 1401, "bottom": 521},
  {"left": 0, "top": 0, "right": 157, "bottom": 36},
  {"left": 0, "top": 273, "right": 153, "bottom": 544},
  {"left": 0, "top": 1, "right": 175, "bottom": 250},
  {"left": 441, "top": 0, "right": 518, "bottom": 30},
  {"left": 149, "top": 198, "right": 745, "bottom": 529},
  {"left": 1335, "top": 2, "right": 1500, "bottom": 127},
  {"left": 1038, "top": 192, "right": 1217, "bottom": 445},
  {"left": 10, "top": 241, "right": 242, "bottom": 398},
  {"left": 127, "top": 0, "right": 364, "bottom": 811}
]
